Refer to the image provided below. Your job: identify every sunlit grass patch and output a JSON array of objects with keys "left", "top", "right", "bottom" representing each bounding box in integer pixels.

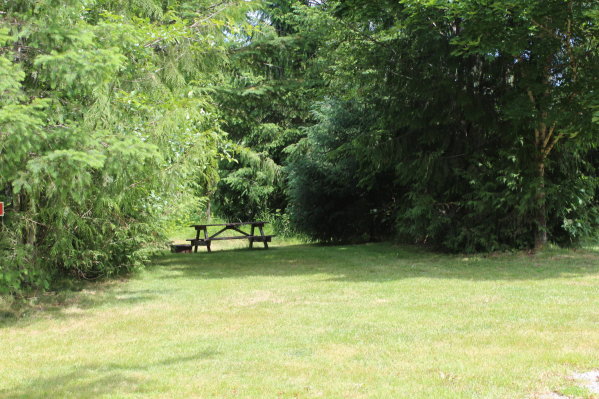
[{"left": 1, "top": 242, "right": 598, "bottom": 398}]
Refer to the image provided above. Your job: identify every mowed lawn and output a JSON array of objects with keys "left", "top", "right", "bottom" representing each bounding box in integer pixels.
[{"left": 1, "top": 243, "right": 598, "bottom": 399}]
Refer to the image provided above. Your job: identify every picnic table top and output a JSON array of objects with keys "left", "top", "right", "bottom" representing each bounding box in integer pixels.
[{"left": 190, "top": 221, "right": 267, "bottom": 228}]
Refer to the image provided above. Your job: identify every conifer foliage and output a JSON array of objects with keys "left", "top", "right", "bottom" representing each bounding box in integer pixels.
[{"left": 0, "top": 0, "right": 256, "bottom": 293}]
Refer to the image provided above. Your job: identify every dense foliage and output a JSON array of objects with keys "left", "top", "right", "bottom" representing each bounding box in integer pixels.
[
  {"left": 212, "top": 0, "right": 324, "bottom": 222},
  {"left": 287, "top": 99, "right": 397, "bottom": 242},
  {"left": 1, "top": 0, "right": 598, "bottom": 293},
  {"left": 0, "top": 0, "right": 255, "bottom": 293},
  {"left": 284, "top": 0, "right": 599, "bottom": 250}
]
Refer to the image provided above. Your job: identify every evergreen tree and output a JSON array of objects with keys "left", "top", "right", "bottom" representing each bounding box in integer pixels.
[{"left": 0, "top": 0, "right": 256, "bottom": 293}]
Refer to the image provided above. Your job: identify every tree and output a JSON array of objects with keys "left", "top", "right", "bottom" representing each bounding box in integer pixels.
[
  {"left": 213, "top": 0, "right": 326, "bottom": 221},
  {"left": 284, "top": 0, "right": 598, "bottom": 251},
  {"left": 0, "top": 0, "right": 255, "bottom": 293},
  {"left": 445, "top": 0, "right": 599, "bottom": 248}
]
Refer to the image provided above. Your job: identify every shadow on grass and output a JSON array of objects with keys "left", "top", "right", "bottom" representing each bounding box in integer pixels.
[
  {"left": 0, "top": 350, "right": 218, "bottom": 399},
  {"left": 0, "top": 286, "right": 169, "bottom": 329},
  {"left": 153, "top": 242, "right": 599, "bottom": 283},
  {"left": 2, "top": 242, "right": 597, "bottom": 328},
  {"left": 0, "top": 371, "right": 144, "bottom": 399}
]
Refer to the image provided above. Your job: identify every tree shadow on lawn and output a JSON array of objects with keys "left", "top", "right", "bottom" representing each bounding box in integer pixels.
[
  {"left": 0, "top": 286, "right": 170, "bottom": 329},
  {"left": 0, "top": 350, "right": 218, "bottom": 399},
  {"left": 153, "top": 242, "right": 599, "bottom": 283}
]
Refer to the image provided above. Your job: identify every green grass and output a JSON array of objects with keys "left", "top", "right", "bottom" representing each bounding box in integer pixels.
[
  {"left": 558, "top": 385, "right": 594, "bottom": 399},
  {"left": 1, "top": 242, "right": 599, "bottom": 398}
]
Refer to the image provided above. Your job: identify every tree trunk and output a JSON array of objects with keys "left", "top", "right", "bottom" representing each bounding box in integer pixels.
[
  {"left": 534, "top": 159, "right": 547, "bottom": 250},
  {"left": 526, "top": 89, "right": 561, "bottom": 251}
]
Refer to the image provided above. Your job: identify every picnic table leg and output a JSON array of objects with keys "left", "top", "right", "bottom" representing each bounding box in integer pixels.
[
  {"left": 258, "top": 225, "right": 268, "bottom": 249},
  {"left": 204, "top": 227, "right": 210, "bottom": 253},
  {"left": 249, "top": 225, "right": 255, "bottom": 249},
  {"left": 194, "top": 227, "right": 200, "bottom": 253}
]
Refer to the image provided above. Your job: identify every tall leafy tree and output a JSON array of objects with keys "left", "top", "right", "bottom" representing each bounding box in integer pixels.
[
  {"left": 286, "top": 0, "right": 598, "bottom": 251},
  {"left": 444, "top": 0, "right": 599, "bottom": 248},
  {"left": 0, "top": 0, "right": 256, "bottom": 293},
  {"left": 213, "top": 0, "right": 326, "bottom": 221}
]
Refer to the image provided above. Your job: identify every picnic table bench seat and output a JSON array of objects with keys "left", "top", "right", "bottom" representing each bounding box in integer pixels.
[
  {"left": 184, "top": 221, "right": 273, "bottom": 253},
  {"left": 187, "top": 235, "right": 273, "bottom": 242}
]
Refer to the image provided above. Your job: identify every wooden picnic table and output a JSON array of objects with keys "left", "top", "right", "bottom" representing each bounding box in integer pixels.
[{"left": 186, "top": 221, "right": 273, "bottom": 253}]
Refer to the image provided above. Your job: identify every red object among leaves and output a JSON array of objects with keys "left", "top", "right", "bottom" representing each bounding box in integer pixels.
[{"left": 0, "top": 202, "right": 3, "bottom": 217}]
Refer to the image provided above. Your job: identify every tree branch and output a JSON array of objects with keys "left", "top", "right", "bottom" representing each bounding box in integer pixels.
[
  {"left": 542, "top": 121, "right": 556, "bottom": 151},
  {"left": 544, "top": 131, "right": 563, "bottom": 158}
]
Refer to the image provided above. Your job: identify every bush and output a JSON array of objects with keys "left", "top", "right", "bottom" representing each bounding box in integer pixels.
[{"left": 287, "top": 99, "right": 396, "bottom": 242}]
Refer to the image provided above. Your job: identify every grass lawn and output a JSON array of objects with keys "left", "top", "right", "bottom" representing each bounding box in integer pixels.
[{"left": 1, "top": 242, "right": 598, "bottom": 398}]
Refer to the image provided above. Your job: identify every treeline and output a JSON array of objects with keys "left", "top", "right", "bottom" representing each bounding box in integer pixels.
[
  {"left": 1, "top": 0, "right": 598, "bottom": 293},
  {"left": 216, "top": 0, "right": 599, "bottom": 251}
]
